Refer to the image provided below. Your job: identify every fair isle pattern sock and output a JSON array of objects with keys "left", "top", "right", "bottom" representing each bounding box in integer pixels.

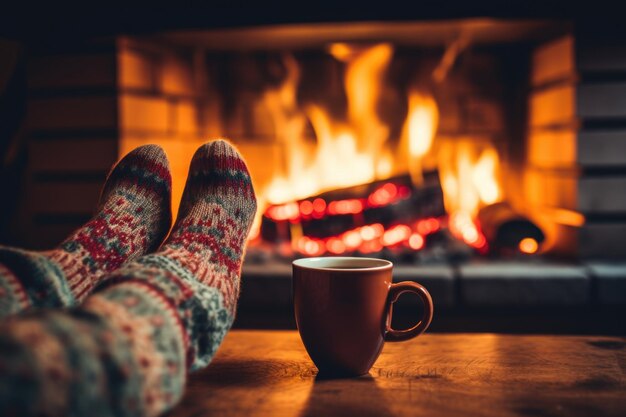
[
  {"left": 0, "top": 145, "right": 172, "bottom": 317},
  {"left": 0, "top": 140, "right": 257, "bottom": 417}
]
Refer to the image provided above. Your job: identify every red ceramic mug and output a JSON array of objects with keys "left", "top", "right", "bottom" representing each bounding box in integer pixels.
[{"left": 292, "top": 257, "right": 434, "bottom": 376}]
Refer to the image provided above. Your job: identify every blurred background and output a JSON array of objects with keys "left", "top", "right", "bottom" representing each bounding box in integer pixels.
[{"left": 1, "top": 2, "right": 625, "bottom": 334}]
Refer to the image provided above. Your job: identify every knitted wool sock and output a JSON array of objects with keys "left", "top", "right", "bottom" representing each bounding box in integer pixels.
[
  {"left": 0, "top": 145, "right": 172, "bottom": 317},
  {"left": 0, "top": 140, "right": 257, "bottom": 417}
]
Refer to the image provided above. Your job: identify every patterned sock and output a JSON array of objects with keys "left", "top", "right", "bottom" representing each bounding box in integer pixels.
[
  {"left": 0, "top": 145, "right": 172, "bottom": 317},
  {"left": 0, "top": 140, "right": 257, "bottom": 417}
]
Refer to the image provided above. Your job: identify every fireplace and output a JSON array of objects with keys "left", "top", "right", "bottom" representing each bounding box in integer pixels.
[
  {"left": 1, "top": 16, "right": 625, "bottom": 333},
  {"left": 36, "top": 19, "right": 611, "bottom": 260}
]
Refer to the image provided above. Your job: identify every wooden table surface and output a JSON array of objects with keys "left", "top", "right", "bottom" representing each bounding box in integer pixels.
[{"left": 170, "top": 330, "right": 626, "bottom": 417}]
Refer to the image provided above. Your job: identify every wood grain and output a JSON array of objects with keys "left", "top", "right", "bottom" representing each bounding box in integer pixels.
[{"left": 169, "top": 331, "right": 626, "bottom": 417}]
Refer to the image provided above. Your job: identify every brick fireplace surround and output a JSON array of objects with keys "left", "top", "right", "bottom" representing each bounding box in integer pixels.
[{"left": 1, "top": 16, "right": 625, "bottom": 334}]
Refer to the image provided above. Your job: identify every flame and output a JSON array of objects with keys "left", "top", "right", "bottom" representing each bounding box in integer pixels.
[
  {"left": 250, "top": 42, "right": 505, "bottom": 253},
  {"left": 345, "top": 43, "right": 392, "bottom": 159},
  {"left": 472, "top": 148, "right": 501, "bottom": 205},
  {"left": 439, "top": 141, "right": 502, "bottom": 248},
  {"left": 545, "top": 208, "right": 585, "bottom": 227},
  {"left": 262, "top": 44, "right": 394, "bottom": 205},
  {"left": 118, "top": 38, "right": 521, "bottom": 252},
  {"left": 404, "top": 91, "right": 439, "bottom": 185},
  {"left": 408, "top": 93, "right": 439, "bottom": 158}
]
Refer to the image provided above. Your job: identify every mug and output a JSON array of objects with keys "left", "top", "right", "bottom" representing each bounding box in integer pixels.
[{"left": 292, "top": 257, "right": 434, "bottom": 376}]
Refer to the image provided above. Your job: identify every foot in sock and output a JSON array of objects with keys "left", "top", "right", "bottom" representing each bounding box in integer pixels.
[
  {"left": 0, "top": 140, "right": 257, "bottom": 416},
  {"left": 0, "top": 145, "right": 172, "bottom": 317},
  {"left": 96, "top": 139, "right": 258, "bottom": 368}
]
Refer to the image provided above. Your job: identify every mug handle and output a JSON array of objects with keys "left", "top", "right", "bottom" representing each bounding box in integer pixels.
[{"left": 384, "top": 281, "right": 434, "bottom": 342}]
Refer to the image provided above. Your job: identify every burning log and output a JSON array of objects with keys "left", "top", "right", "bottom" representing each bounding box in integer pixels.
[
  {"left": 477, "top": 202, "right": 545, "bottom": 254},
  {"left": 260, "top": 171, "right": 445, "bottom": 252}
]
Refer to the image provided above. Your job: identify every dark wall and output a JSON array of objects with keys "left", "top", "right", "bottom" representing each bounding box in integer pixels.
[
  {"left": 0, "top": 40, "right": 26, "bottom": 245},
  {"left": 2, "top": 2, "right": 625, "bottom": 44}
]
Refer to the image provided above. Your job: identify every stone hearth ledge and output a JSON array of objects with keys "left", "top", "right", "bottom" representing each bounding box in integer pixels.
[
  {"left": 239, "top": 260, "right": 626, "bottom": 310},
  {"left": 458, "top": 262, "right": 589, "bottom": 307},
  {"left": 586, "top": 263, "right": 626, "bottom": 305}
]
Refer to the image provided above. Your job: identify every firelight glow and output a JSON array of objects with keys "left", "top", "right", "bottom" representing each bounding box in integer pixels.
[
  {"left": 439, "top": 141, "right": 502, "bottom": 248},
  {"left": 292, "top": 221, "right": 436, "bottom": 256},
  {"left": 263, "top": 182, "right": 411, "bottom": 222},
  {"left": 519, "top": 237, "right": 539, "bottom": 254},
  {"left": 408, "top": 93, "right": 439, "bottom": 158},
  {"left": 262, "top": 44, "right": 395, "bottom": 206},
  {"left": 252, "top": 42, "right": 504, "bottom": 254},
  {"left": 472, "top": 148, "right": 501, "bottom": 205}
]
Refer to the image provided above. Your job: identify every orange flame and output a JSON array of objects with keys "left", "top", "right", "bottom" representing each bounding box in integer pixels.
[
  {"left": 408, "top": 93, "right": 439, "bottom": 158},
  {"left": 262, "top": 44, "right": 395, "bottom": 206},
  {"left": 250, "top": 43, "right": 504, "bottom": 252},
  {"left": 439, "top": 141, "right": 502, "bottom": 248},
  {"left": 405, "top": 92, "right": 439, "bottom": 185}
]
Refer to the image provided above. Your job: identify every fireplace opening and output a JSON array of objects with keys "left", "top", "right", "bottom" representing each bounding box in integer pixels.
[{"left": 119, "top": 19, "right": 577, "bottom": 262}]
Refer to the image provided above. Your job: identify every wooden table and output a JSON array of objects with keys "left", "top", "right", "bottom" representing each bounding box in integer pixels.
[{"left": 170, "top": 331, "right": 626, "bottom": 417}]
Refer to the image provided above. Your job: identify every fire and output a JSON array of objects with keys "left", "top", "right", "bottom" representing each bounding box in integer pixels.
[
  {"left": 439, "top": 141, "right": 502, "bottom": 249},
  {"left": 408, "top": 233, "right": 425, "bottom": 251},
  {"left": 407, "top": 92, "right": 439, "bottom": 183},
  {"left": 381, "top": 225, "right": 412, "bottom": 246},
  {"left": 264, "top": 182, "right": 411, "bottom": 223},
  {"left": 472, "top": 148, "right": 501, "bottom": 205},
  {"left": 408, "top": 93, "right": 439, "bottom": 158},
  {"left": 292, "top": 220, "right": 434, "bottom": 256},
  {"left": 250, "top": 42, "right": 505, "bottom": 255},
  {"left": 262, "top": 44, "right": 394, "bottom": 206}
]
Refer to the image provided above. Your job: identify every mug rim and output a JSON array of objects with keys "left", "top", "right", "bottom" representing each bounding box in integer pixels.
[{"left": 292, "top": 256, "right": 393, "bottom": 272}]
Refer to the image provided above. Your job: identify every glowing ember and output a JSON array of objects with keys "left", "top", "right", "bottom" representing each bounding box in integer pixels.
[
  {"left": 343, "top": 230, "right": 363, "bottom": 249},
  {"left": 519, "top": 237, "right": 539, "bottom": 254},
  {"left": 265, "top": 202, "right": 299, "bottom": 221},
  {"left": 263, "top": 181, "right": 411, "bottom": 222},
  {"left": 360, "top": 239, "right": 383, "bottom": 254},
  {"left": 298, "top": 237, "right": 325, "bottom": 256},
  {"left": 408, "top": 233, "right": 425, "bottom": 251},
  {"left": 326, "top": 237, "right": 347, "bottom": 255},
  {"left": 286, "top": 220, "right": 438, "bottom": 256},
  {"left": 368, "top": 183, "right": 398, "bottom": 206},
  {"left": 382, "top": 225, "right": 412, "bottom": 246},
  {"left": 312, "top": 198, "right": 326, "bottom": 217},
  {"left": 327, "top": 199, "right": 364, "bottom": 215},
  {"left": 360, "top": 224, "right": 382, "bottom": 240},
  {"left": 416, "top": 218, "right": 440, "bottom": 235},
  {"left": 299, "top": 200, "right": 313, "bottom": 216}
]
